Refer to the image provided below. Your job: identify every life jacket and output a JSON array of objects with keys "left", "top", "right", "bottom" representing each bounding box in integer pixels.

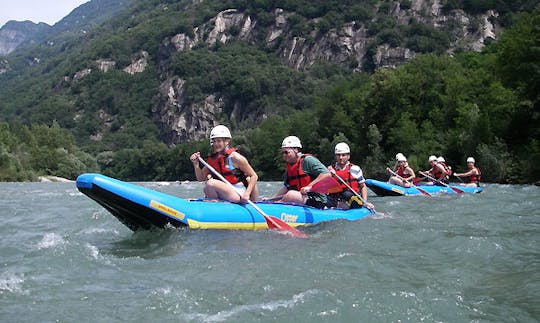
[
  {"left": 468, "top": 167, "right": 481, "bottom": 183},
  {"left": 332, "top": 163, "right": 360, "bottom": 193},
  {"left": 432, "top": 165, "right": 446, "bottom": 181},
  {"left": 286, "top": 155, "right": 313, "bottom": 191},
  {"left": 206, "top": 147, "right": 247, "bottom": 186},
  {"left": 396, "top": 164, "right": 412, "bottom": 179},
  {"left": 440, "top": 162, "right": 452, "bottom": 176}
]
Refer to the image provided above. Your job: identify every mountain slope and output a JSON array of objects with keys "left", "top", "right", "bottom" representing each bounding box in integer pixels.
[
  {"left": 0, "top": 0, "right": 132, "bottom": 56},
  {"left": 0, "top": 21, "right": 50, "bottom": 56},
  {"left": 0, "top": 0, "right": 534, "bottom": 147}
]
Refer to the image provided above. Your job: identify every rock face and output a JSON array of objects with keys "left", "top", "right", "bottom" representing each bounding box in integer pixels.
[
  {"left": 0, "top": 21, "right": 51, "bottom": 56},
  {"left": 153, "top": 76, "right": 224, "bottom": 145},
  {"left": 153, "top": 2, "right": 501, "bottom": 145},
  {"left": 96, "top": 59, "right": 116, "bottom": 72},
  {"left": 0, "top": 59, "right": 9, "bottom": 74},
  {"left": 123, "top": 51, "right": 149, "bottom": 74}
]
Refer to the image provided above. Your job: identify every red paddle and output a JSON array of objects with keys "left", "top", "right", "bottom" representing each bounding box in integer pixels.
[
  {"left": 310, "top": 176, "right": 342, "bottom": 194},
  {"left": 198, "top": 157, "right": 308, "bottom": 238}
]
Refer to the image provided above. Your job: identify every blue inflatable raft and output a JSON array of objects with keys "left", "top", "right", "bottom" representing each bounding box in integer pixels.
[
  {"left": 76, "top": 173, "right": 373, "bottom": 231},
  {"left": 365, "top": 179, "right": 482, "bottom": 196}
]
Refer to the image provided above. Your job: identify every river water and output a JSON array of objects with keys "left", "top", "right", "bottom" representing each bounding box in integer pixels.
[{"left": 1, "top": 180, "right": 539, "bottom": 322}]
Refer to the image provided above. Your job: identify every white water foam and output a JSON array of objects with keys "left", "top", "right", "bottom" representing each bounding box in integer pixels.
[
  {"left": 37, "top": 233, "right": 65, "bottom": 249},
  {"left": 0, "top": 273, "right": 27, "bottom": 295},
  {"left": 85, "top": 243, "right": 100, "bottom": 259},
  {"left": 182, "top": 289, "right": 320, "bottom": 322},
  {"left": 81, "top": 227, "right": 120, "bottom": 235},
  {"left": 336, "top": 252, "right": 355, "bottom": 259}
]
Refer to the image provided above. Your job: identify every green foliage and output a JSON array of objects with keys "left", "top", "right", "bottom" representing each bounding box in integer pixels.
[
  {"left": 0, "top": 122, "right": 98, "bottom": 181},
  {"left": 0, "top": 0, "right": 539, "bottom": 184},
  {"left": 442, "top": 0, "right": 538, "bottom": 15}
]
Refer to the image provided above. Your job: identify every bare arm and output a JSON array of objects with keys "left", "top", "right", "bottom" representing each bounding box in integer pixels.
[
  {"left": 455, "top": 168, "right": 477, "bottom": 177},
  {"left": 189, "top": 152, "right": 210, "bottom": 181},
  {"left": 231, "top": 152, "right": 258, "bottom": 201},
  {"left": 359, "top": 182, "right": 368, "bottom": 201},
  {"left": 436, "top": 164, "right": 447, "bottom": 179},
  {"left": 404, "top": 166, "right": 416, "bottom": 181}
]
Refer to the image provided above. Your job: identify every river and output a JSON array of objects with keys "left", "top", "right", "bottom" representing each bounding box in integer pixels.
[{"left": 1, "top": 180, "right": 539, "bottom": 322}]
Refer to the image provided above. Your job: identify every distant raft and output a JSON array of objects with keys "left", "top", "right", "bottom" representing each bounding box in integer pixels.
[
  {"left": 76, "top": 173, "right": 374, "bottom": 231},
  {"left": 365, "top": 179, "right": 482, "bottom": 196}
]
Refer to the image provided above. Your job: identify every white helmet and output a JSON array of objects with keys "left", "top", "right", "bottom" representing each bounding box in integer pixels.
[
  {"left": 335, "top": 142, "right": 350, "bottom": 154},
  {"left": 428, "top": 155, "right": 437, "bottom": 162},
  {"left": 467, "top": 157, "right": 475, "bottom": 163},
  {"left": 281, "top": 136, "right": 302, "bottom": 148},
  {"left": 210, "top": 125, "right": 231, "bottom": 139},
  {"left": 397, "top": 154, "right": 407, "bottom": 162},
  {"left": 437, "top": 156, "right": 445, "bottom": 163}
]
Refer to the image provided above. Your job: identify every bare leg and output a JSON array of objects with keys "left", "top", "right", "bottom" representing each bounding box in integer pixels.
[
  {"left": 204, "top": 179, "right": 241, "bottom": 203},
  {"left": 245, "top": 176, "right": 259, "bottom": 200},
  {"left": 279, "top": 190, "right": 306, "bottom": 204},
  {"left": 389, "top": 176, "right": 411, "bottom": 188}
]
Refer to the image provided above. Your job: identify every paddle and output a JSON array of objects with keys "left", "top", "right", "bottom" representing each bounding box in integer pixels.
[
  {"left": 310, "top": 173, "right": 376, "bottom": 214},
  {"left": 386, "top": 168, "right": 432, "bottom": 197},
  {"left": 198, "top": 157, "right": 307, "bottom": 238},
  {"left": 453, "top": 174, "right": 465, "bottom": 183},
  {"left": 329, "top": 171, "right": 376, "bottom": 214},
  {"left": 260, "top": 195, "right": 284, "bottom": 202},
  {"left": 311, "top": 176, "right": 342, "bottom": 194},
  {"left": 419, "top": 171, "right": 464, "bottom": 194}
]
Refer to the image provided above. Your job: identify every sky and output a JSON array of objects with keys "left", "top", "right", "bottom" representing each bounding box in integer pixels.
[{"left": 0, "top": 0, "right": 90, "bottom": 28}]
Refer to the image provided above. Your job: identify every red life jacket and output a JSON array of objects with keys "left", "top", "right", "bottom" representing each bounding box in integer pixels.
[
  {"left": 206, "top": 147, "right": 246, "bottom": 186},
  {"left": 332, "top": 163, "right": 360, "bottom": 193},
  {"left": 432, "top": 165, "right": 445, "bottom": 180},
  {"left": 286, "top": 155, "right": 313, "bottom": 191},
  {"left": 440, "top": 162, "right": 452, "bottom": 175},
  {"left": 396, "top": 164, "right": 412, "bottom": 179},
  {"left": 468, "top": 167, "right": 481, "bottom": 183}
]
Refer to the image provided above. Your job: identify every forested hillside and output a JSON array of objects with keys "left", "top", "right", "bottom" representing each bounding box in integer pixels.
[{"left": 0, "top": 0, "right": 538, "bottom": 183}]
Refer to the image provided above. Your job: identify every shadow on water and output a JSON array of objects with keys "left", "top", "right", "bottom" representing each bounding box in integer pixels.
[
  {"left": 100, "top": 227, "right": 189, "bottom": 259},
  {"left": 97, "top": 219, "right": 351, "bottom": 260}
]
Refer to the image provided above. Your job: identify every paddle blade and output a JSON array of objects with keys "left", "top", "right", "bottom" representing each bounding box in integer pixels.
[
  {"left": 415, "top": 187, "right": 432, "bottom": 197},
  {"left": 311, "top": 176, "right": 342, "bottom": 194},
  {"left": 450, "top": 186, "right": 465, "bottom": 194},
  {"left": 412, "top": 177, "right": 424, "bottom": 185},
  {"left": 264, "top": 215, "right": 308, "bottom": 238}
]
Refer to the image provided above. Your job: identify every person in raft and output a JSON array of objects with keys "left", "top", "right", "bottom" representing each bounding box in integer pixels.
[
  {"left": 189, "top": 125, "right": 258, "bottom": 203},
  {"left": 422, "top": 155, "right": 449, "bottom": 185},
  {"left": 271, "top": 136, "right": 331, "bottom": 209},
  {"left": 327, "top": 142, "right": 374, "bottom": 209},
  {"left": 454, "top": 157, "right": 481, "bottom": 187},
  {"left": 386, "top": 153, "right": 416, "bottom": 188},
  {"left": 437, "top": 156, "right": 453, "bottom": 178}
]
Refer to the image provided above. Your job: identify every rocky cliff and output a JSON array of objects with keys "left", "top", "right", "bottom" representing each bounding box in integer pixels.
[
  {"left": 0, "top": 0, "right": 507, "bottom": 147},
  {"left": 152, "top": 0, "right": 500, "bottom": 145},
  {"left": 0, "top": 21, "right": 50, "bottom": 56}
]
